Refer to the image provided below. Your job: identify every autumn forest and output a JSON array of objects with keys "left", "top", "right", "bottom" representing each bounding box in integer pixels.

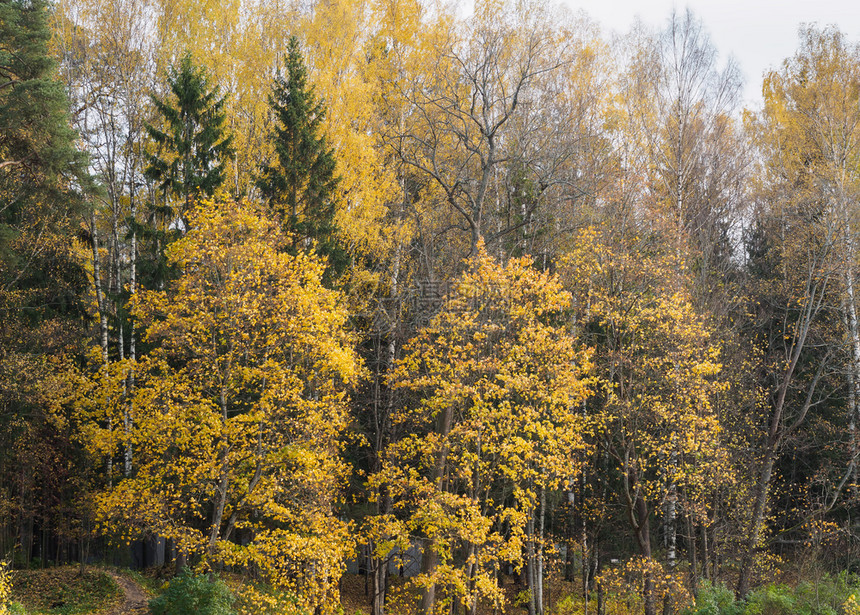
[{"left": 3, "top": 0, "right": 860, "bottom": 613}]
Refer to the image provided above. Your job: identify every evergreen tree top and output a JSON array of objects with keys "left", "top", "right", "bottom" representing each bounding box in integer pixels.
[
  {"left": 0, "top": 0, "right": 92, "bottom": 207},
  {"left": 256, "top": 36, "right": 348, "bottom": 284},
  {"left": 145, "top": 51, "right": 234, "bottom": 224}
]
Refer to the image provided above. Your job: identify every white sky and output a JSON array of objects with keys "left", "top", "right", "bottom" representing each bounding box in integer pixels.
[{"left": 565, "top": 0, "right": 860, "bottom": 109}]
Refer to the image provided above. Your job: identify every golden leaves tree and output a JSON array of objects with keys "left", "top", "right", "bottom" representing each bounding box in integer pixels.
[
  {"left": 371, "top": 247, "right": 592, "bottom": 615},
  {"left": 85, "top": 199, "right": 361, "bottom": 612},
  {"left": 560, "top": 229, "right": 728, "bottom": 615}
]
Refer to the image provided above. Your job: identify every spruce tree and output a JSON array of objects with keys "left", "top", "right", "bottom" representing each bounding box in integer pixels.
[
  {"left": 142, "top": 52, "right": 233, "bottom": 289},
  {"left": 145, "top": 52, "right": 233, "bottom": 228},
  {"left": 256, "top": 36, "right": 348, "bottom": 281},
  {"left": 0, "top": 0, "right": 91, "bottom": 277},
  {"left": 0, "top": 0, "right": 92, "bottom": 318},
  {"left": 0, "top": 0, "right": 93, "bottom": 564}
]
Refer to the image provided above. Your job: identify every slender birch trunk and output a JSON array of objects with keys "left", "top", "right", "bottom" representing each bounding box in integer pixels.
[{"left": 90, "top": 211, "right": 113, "bottom": 485}]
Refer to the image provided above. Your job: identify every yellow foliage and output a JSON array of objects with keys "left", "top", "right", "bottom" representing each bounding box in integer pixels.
[
  {"left": 372, "top": 245, "right": 594, "bottom": 610},
  {"left": 0, "top": 560, "right": 11, "bottom": 615},
  {"left": 83, "top": 199, "right": 361, "bottom": 613},
  {"left": 596, "top": 557, "right": 691, "bottom": 615},
  {"left": 845, "top": 593, "right": 860, "bottom": 615}
]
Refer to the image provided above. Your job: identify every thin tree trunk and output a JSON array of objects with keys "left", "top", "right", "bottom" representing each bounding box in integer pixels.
[
  {"left": 844, "top": 262, "right": 860, "bottom": 497},
  {"left": 526, "top": 511, "right": 537, "bottom": 615},
  {"left": 537, "top": 488, "right": 545, "bottom": 615},
  {"left": 737, "top": 446, "right": 776, "bottom": 598},
  {"left": 371, "top": 492, "right": 392, "bottom": 615},
  {"left": 597, "top": 585, "right": 604, "bottom": 615},
  {"left": 582, "top": 524, "right": 589, "bottom": 615},
  {"left": 90, "top": 211, "right": 114, "bottom": 485},
  {"left": 208, "top": 388, "right": 231, "bottom": 554},
  {"left": 467, "top": 543, "right": 478, "bottom": 615},
  {"left": 664, "top": 449, "right": 678, "bottom": 570},
  {"left": 91, "top": 211, "right": 109, "bottom": 365},
  {"left": 687, "top": 513, "right": 698, "bottom": 595},
  {"left": 633, "top": 497, "right": 656, "bottom": 615},
  {"left": 124, "top": 196, "right": 138, "bottom": 478},
  {"left": 839, "top": 180, "right": 860, "bottom": 498},
  {"left": 419, "top": 404, "right": 454, "bottom": 615}
]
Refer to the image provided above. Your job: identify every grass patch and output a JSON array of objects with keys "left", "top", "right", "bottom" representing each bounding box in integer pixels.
[
  {"left": 11, "top": 567, "right": 120, "bottom": 615},
  {"left": 121, "top": 568, "right": 160, "bottom": 596}
]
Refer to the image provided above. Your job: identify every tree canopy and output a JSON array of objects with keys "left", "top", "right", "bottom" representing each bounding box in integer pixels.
[
  {"left": 145, "top": 52, "right": 234, "bottom": 226},
  {"left": 6, "top": 3, "right": 860, "bottom": 615}
]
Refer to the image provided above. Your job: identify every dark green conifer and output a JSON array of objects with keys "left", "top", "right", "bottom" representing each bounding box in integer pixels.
[
  {"left": 145, "top": 52, "right": 233, "bottom": 228},
  {"left": 256, "top": 36, "right": 348, "bottom": 281},
  {"left": 142, "top": 53, "right": 233, "bottom": 289},
  {"left": 0, "top": 0, "right": 91, "bottom": 312}
]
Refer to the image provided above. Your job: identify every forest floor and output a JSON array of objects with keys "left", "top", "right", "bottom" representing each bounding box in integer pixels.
[
  {"left": 9, "top": 566, "right": 153, "bottom": 615},
  {"left": 103, "top": 571, "right": 150, "bottom": 615},
  {"left": 10, "top": 567, "right": 575, "bottom": 614},
  {"left": 10, "top": 566, "right": 120, "bottom": 614}
]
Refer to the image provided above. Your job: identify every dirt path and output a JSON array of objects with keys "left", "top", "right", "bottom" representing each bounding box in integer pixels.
[{"left": 105, "top": 571, "right": 150, "bottom": 615}]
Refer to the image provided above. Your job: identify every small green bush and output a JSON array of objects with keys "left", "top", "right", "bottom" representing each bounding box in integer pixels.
[
  {"left": 149, "top": 568, "right": 236, "bottom": 615},
  {"left": 740, "top": 574, "right": 860, "bottom": 615},
  {"left": 683, "top": 574, "right": 860, "bottom": 615},
  {"left": 682, "top": 581, "right": 743, "bottom": 615},
  {"left": 744, "top": 583, "right": 797, "bottom": 615}
]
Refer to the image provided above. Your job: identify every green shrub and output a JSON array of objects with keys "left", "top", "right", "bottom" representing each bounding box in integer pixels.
[
  {"left": 739, "top": 574, "right": 860, "bottom": 615},
  {"left": 149, "top": 568, "right": 236, "bottom": 615},
  {"left": 682, "top": 581, "right": 743, "bottom": 615},
  {"left": 793, "top": 572, "right": 860, "bottom": 615},
  {"left": 744, "top": 584, "right": 797, "bottom": 615},
  {"left": 683, "top": 575, "right": 860, "bottom": 615}
]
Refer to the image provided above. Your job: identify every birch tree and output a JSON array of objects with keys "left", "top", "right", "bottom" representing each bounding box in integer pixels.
[{"left": 736, "top": 25, "right": 860, "bottom": 597}]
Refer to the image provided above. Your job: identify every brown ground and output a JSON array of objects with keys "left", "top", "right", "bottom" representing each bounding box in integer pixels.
[{"left": 104, "top": 571, "right": 150, "bottom": 615}]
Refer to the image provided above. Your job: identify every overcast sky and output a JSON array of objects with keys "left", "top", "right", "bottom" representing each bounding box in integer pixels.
[{"left": 565, "top": 0, "right": 860, "bottom": 109}]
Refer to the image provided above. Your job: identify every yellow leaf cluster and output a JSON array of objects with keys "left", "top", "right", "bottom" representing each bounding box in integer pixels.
[
  {"left": 373, "top": 245, "right": 594, "bottom": 609},
  {"left": 0, "top": 560, "right": 12, "bottom": 615},
  {"left": 83, "top": 199, "right": 361, "bottom": 610}
]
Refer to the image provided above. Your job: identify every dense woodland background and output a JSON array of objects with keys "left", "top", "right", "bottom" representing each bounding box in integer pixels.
[{"left": 4, "top": 0, "right": 860, "bottom": 613}]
